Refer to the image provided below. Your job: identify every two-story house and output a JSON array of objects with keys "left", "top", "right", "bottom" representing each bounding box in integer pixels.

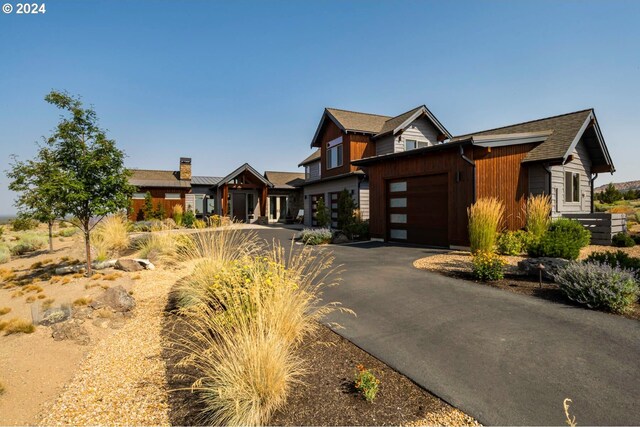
[{"left": 299, "top": 105, "right": 452, "bottom": 227}]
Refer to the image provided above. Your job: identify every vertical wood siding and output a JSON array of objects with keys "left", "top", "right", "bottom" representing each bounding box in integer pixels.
[
  {"left": 319, "top": 119, "right": 350, "bottom": 178},
  {"left": 129, "top": 187, "right": 188, "bottom": 221}
]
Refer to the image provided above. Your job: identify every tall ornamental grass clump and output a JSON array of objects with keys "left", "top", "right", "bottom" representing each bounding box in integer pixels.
[
  {"left": 173, "top": 231, "right": 349, "bottom": 426},
  {"left": 91, "top": 215, "right": 130, "bottom": 261},
  {"left": 526, "top": 194, "right": 552, "bottom": 239},
  {"left": 555, "top": 261, "right": 639, "bottom": 313},
  {"left": 135, "top": 225, "right": 189, "bottom": 263},
  {"left": 172, "top": 204, "right": 184, "bottom": 227},
  {"left": 468, "top": 198, "right": 504, "bottom": 253}
]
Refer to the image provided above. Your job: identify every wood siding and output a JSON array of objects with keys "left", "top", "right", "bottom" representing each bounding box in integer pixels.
[
  {"left": 306, "top": 161, "right": 321, "bottom": 182},
  {"left": 474, "top": 144, "right": 533, "bottom": 231},
  {"left": 550, "top": 139, "right": 592, "bottom": 215},
  {"left": 319, "top": 119, "right": 350, "bottom": 178},
  {"left": 365, "top": 147, "right": 475, "bottom": 246},
  {"left": 129, "top": 187, "right": 188, "bottom": 221},
  {"left": 396, "top": 116, "right": 439, "bottom": 151}
]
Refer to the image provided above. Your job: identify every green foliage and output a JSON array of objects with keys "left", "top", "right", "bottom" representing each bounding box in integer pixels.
[
  {"left": 472, "top": 251, "right": 505, "bottom": 281},
  {"left": 622, "top": 189, "right": 639, "bottom": 200},
  {"left": 172, "top": 204, "right": 184, "bottom": 226},
  {"left": 9, "top": 233, "right": 47, "bottom": 255},
  {"left": 555, "top": 261, "right": 639, "bottom": 313},
  {"left": 300, "top": 228, "right": 332, "bottom": 245},
  {"left": 526, "top": 194, "right": 551, "bottom": 239},
  {"left": 183, "top": 210, "right": 196, "bottom": 228},
  {"left": 586, "top": 250, "right": 640, "bottom": 277},
  {"left": 337, "top": 189, "right": 357, "bottom": 229},
  {"left": 155, "top": 202, "right": 166, "bottom": 220},
  {"left": 0, "top": 245, "right": 10, "bottom": 264},
  {"left": 315, "top": 198, "right": 330, "bottom": 228},
  {"left": 344, "top": 219, "right": 370, "bottom": 240},
  {"left": 11, "top": 215, "right": 38, "bottom": 231},
  {"left": 597, "top": 183, "right": 623, "bottom": 204},
  {"left": 0, "top": 226, "right": 3, "bottom": 238},
  {"left": 56, "top": 228, "right": 77, "bottom": 237},
  {"left": 143, "top": 192, "right": 154, "bottom": 220},
  {"left": 497, "top": 230, "right": 531, "bottom": 255},
  {"left": 468, "top": 198, "right": 504, "bottom": 253},
  {"left": 612, "top": 232, "right": 635, "bottom": 248},
  {"left": 527, "top": 218, "right": 590, "bottom": 260},
  {"left": 354, "top": 364, "right": 380, "bottom": 403}
]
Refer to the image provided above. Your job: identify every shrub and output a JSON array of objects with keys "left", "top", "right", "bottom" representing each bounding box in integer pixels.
[
  {"left": 468, "top": 197, "right": 504, "bottom": 253},
  {"left": 598, "top": 183, "right": 623, "bottom": 204},
  {"left": 136, "top": 226, "right": 190, "bottom": 263},
  {"left": 344, "top": 218, "right": 370, "bottom": 240},
  {"left": 183, "top": 210, "right": 196, "bottom": 228},
  {"left": 193, "top": 219, "right": 207, "bottom": 229},
  {"left": 12, "top": 215, "right": 38, "bottom": 231},
  {"left": 73, "top": 297, "right": 92, "bottom": 306},
  {"left": 315, "top": 198, "right": 330, "bottom": 228},
  {"left": 300, "top": 228, "right": 332, "bottom": 245},
  {"left": 555, "top": 262, "right": 639, "bottom": 313},
  {"left": 586, "top": 250, "right": 640, "bottom": 277},
  {"left": 0, "top": 317, "right": 36, "bottom": 335},
  {"left": 496, "top": 230, "right": 531, "bottom": 255},
  {"left": 0, "top": 245, "right": 10, "bottom": 264},
  {"left": 10, "top": 233, "right": 47, "bottom": 255},
  {"left": 56, "top": 227, "right": 77, "bottom": 237},
  {"left": 142, "top": 192, "right": 155, "bottom": 220},
  {"left": 207, "top": 215, "right": 222, "bottom": 228},
  {"left": 131, "top": 221, "right": 153, "bottom": 232},
  {"left": 528, "top": 218, "right": 590, "bottom": 260},
  {"left": 91, "top": 215, "right": 130, "bottom": 261},
  {"left": 355, "top": 364, "right": 380, "bottom": 403},
  {"left": 612, "top": 232, "right": 635, "bottom": 248},
  {"left": 472, "top": 251, "right": 505, "bottom": 281},
  {"left": 337, "top": 189, "right": 357, "bottom": 230},
  {"left": 526, "top": 194, "right": 551, "bottom": 239},
  {"left": 173, "top": 204, "right": 184, "bottom": 227}
]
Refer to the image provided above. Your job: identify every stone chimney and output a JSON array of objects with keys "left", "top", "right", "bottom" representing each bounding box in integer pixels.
[{"left": 179, "top": 157, "right": 192, "bottom": 181}]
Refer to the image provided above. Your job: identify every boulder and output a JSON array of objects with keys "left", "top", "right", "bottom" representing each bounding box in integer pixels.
[
  {"left": 51, "top": 321, "right": 90, "bottom": 345},
  {"left": 332, "top": 232, "right": 351, "bottom": 244},
  {"left": 131, "top": 258, "right": 155, "bottom": 270},
  {"left": 115, "top": 258, "right": 143, "bottom": 272},
  {"left": 517, "top": 257, "right": 570, "bottom": 281},
  {"left": 91, "top": 286, "right": 136, "bottom": 312},
  {"left": 40, "top": 306, "right": 72, "bottom": 326}
]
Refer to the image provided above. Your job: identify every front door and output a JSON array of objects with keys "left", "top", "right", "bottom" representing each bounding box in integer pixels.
[{"left": 232, "top": 193, "right": 246, "bottom": 222}]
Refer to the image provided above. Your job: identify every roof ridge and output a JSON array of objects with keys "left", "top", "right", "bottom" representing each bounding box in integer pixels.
[
  {"left": 459, "top": 108, "right": 593, "bottom": 137},
  {"left": 384, "top": 105, "right": 424, "bottom": 122},
  {"left": 129, "top": 168, "right": 177, "bottom": 173},
  {"left": 326, "top": 107, "right": 392, "bottom": 119}
]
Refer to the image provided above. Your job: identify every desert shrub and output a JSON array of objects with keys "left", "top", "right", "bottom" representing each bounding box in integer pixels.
[
  {"left": 472, "top": 251, "right": 505, "bottom": 281},
  {"left": 612, "top": 232, "right": 635, "bottom": 248},
  {"left": 91, "top": 215, "right": 130, "bottom": 261},
  {"left": 136, "top": 226, "right": 190, "bottom": 263},
  {"left": 73, "top": 297, "right": 92, "bottom": 306},
  {"left": 300, "top": 228, "right": 332, "bottom": 245},
  {"left": 468, "top": 198, "right": 504, "bottom": 253},
  {"left": 131, "top": 221, "right": 153, "bottom": 232},
  {"left": 354, "top": 364, "right": 380, "bottom": 403},
  {"left": 496, "top": 230, "right": 531, "bottom": 255},
  {"left": 527, "top": 218, "right": 590, "bottom": 260},
  {"left": 555, "top": 262, "right": 639, "bottom": 313},
  {"left": 173, "top": 204, "right": 184, "bottom": 227},
  {"left": 526, "top": 194, "right": 551, "bottom": 239},
  {"left": 315, "top": 198, "right": 330, "bottom": 228},
  {"left": 586, "top": 250, "right": 640, "bottom": 277},
  {"left": 183, "top": 210, "right": 196, "bottom": 228},
  {"left": 0, "top": 317, "right": 35, "bottom": 335},
  {"left": 0, "top": 225, "right": 4, "bottom": 238},
  {"left": 0, "top": 381, "right": 4, "bottom": 395},
  {"left": 56, "top": 228, "right": 77, "bottom": 237},
  {"left": 10, "top": 233, "right": 47, "bottom": 255},
  {"left": 12, "top": 215, "right": 38, "bottom": 231},
  {"left": 0, "top": 245, "right": 10, "bottom": 264}
]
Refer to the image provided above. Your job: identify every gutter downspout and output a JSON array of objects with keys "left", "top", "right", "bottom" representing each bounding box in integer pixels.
[
  {"left": 460, "top": 145, "right": 476, "bottom": 202},
  {"left": 543, "top": 164, "right": 554, "bottom": 213},
  {"left": 591, "top": 173, "right": 598, "bottom": 213}
]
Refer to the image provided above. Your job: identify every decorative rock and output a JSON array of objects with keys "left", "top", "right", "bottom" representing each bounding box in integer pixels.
[
  {"left": 40, "top": 306, "right": 72, "bottom": 326},
  {"left": 332, "top": 232, "right": 351, "bottom": 244},
  {"left": 517, "top": 257, "right": 570, "bottom": 281},
  {"left": 51, "top": 321, "right": 91, "bottom": 345},
  {"left": 91, "top": 286, "right": 136, "bottom": 312},
  {"left": 115, "top": 258, "right": 143, "bottom": 272},
  {"left": 131, "top": 258, "right": 155, "bottom": 270}
]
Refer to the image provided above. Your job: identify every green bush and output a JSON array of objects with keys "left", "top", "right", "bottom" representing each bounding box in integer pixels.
[
  {"left": 12, "top": 216, "right": 38, "bottom": 231},
  {"left": 586, "top": 250, "right": 640, "bottom": 277},
  {"left": 472, "top": 251, "right": 505, "bottom": 281},
  {"left": 183, "top": 210, "right": 196, "bottom": 228},
  {"left": 56, "top": 228, "right": 77, "bottom": 237},
  {"left": 496, "top": 230, "right": 531, "bottom": 255},
  {"left": 354, "top": 364, "right": 380, "bottom": 403},
  {"left": 315, "top": 198, "right": 330, "bottom": 228},
  {"left": 612, "top": 232, "right": 635, "bottom": 248},
  {"left": 633, "top": 234, "right": 640, "bottom": 245},
  {"left": 344, "top": 219, "right": 369, "bottom": 240},
  {"left": 300, "top": 228, "right": 332, "bottom": 245},
  {"left": 10, "top": 233, "right": 47, "bottom": 255},
  {"left": 527, "top": 218, "right": 590, "bottom": 260},
  {"left": 555, "top": 261, "right": 639, "bottom": 313}
]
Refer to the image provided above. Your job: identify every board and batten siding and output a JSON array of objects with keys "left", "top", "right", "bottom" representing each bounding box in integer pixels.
[
  {"left": 528, "top": 164, "right": 549, "bottom": 196},
  {"left": 550, "top": 139, "right": 592, "bottom": 215},
  {"left": 375, "top": 116, "right": 439, "bottom": 155},
  {"left": 302, "top": 176, "right": 360, "bottom": 226},
  {"left": 306, "top": 160, "right": 321, "bottom": 182}
]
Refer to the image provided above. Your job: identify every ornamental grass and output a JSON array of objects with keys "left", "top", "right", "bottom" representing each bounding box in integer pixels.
[
  {"left": 526, "top": 194, "right": 552, "bottom": 239},
  {"left": 468, "top": 197, "right": 504, "bottom": 253}
]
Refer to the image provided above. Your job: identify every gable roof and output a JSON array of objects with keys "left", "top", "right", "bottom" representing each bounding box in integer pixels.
[
  {"left": 129, "top": 169, "right": 191, "bottom": 188},
  {"left": 298, "top": 149, "right": 320, "bottom": 166},
  {"left": 375, "top": 105, "right": 453, "bottom": 139},
  {"left": 264, "top": 171, "right": 305, "bottom": 189},
  {"left": 191, "top": 176, "right": 223, "bottom": 186},
  {"left": 217, "top": 163, "right": 273, "bottom": 187}
]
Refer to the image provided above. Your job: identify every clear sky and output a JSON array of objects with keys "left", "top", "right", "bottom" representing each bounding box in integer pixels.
[{"left": 1, "top": 0, "right": 639, "bottom": 215}]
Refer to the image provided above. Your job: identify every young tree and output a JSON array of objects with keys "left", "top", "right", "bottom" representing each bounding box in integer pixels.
[
  {"left": 44, "top": 90, "right": 134, "bottom": 275},
  {"left": 315, "top": 197, "right": 331, "bottom": 228},
  {"left": 337, "top": 189, "right": 357, "bottom": 230},
  {"left": 7, "top": 146, "right": 68, "bottom": 252},
  {"left": 598, "top": 183, "right": 623, "bottom": 204},
  {"left": 143, "top": 192, "right": 154, "bottom": 220}
]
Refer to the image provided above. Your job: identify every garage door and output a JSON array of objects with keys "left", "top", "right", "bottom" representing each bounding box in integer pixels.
[{"left": 387, "top": 174, "right": 449, "bottom": 246}]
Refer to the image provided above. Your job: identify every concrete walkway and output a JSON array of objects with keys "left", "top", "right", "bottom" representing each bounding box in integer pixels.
[{"left": 257, "top": 228, "right": 640, "bottom": 425}]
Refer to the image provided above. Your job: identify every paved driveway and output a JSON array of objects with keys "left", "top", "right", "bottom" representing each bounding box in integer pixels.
[{"left": 256, "top": 227, "right": 640, "bottom": 426}]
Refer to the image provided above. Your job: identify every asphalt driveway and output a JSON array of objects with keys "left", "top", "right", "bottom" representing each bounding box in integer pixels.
[{"left": 256, "top": 227, "right": 640, "bottom": 426}]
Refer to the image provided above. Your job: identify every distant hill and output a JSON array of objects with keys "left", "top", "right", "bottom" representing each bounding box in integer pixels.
[{"left": 595, "top": 180, "right": 640, "bottom": 193}]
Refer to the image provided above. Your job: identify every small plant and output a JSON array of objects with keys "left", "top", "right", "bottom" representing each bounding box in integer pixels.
[
  {"left": 183, "top": 210, "right": 196, "bottom": 228},
  {"left": 0, "top": 317, "right": 36, "bottom": 335},
  {"left": 193, "top": 219, "right": 207, "bottom": 229},
  {"left": 0, "top": 307, "right": 11, "bottom": 316},
  {"left": 315, "top": 197, "right": 331, "bottom": 228},
  {"left": 91, "top": 215, "right": 130, "bottom": 260},
  {"left": 354, "top": 364, "right": 380, "bottom": 403},
  {"left": 526, "top": 194, "right": 552, "bottom": 239},
  {"left": 0, "top": 245, "right": 10, "bottom": 264},
  {"left": 11, "top": 215, "right": 38, "bottom": 231},
  {"left": 73, "top": 297, "right": 93, "bottom": 306},
  {"left": 468, "top": 197, "right": 504, "bottom": 253},
  {"left": 612, "top": 232, "right": 635, "bottom": 248},
  {"left": 9, "top": 233, "right": 48, "bottom": 255},
  {"left": 56, "top": 228, "right": 77, "bottom": 238},
  {"left": 172, "top": 204, "right": 184, "bottom": 226},
  {"left": 528, "top": 218, "right": 590, "bottom": 260},
  {"left": 25, "top": 295, "right": 37, "bottom": 303},
  {"left": 300, "top": 228, "right": 332, "bottom": 245},
  {"left": 586, "top": 250, "right": 640, "bottom": 276},
  {"left": 472, "top": 251, "right": 505, "bottom": 281},
  {"left": 207, "top": 215, "right": 222, "bottom": 228},
  {"left": 143, "top": 192, "right": 155, "bottom": 220},
  {"left": 496, "top": 230, "right": 531, "bottom": 255},
  {"left": 102, "top": 272, "right": 122, "bottom": 281},
  {"left": 555, "top": 261, "right": 639, "bottom": 313}
]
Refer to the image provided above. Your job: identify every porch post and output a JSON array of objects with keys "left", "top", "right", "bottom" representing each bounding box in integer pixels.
[
  {"left": 221, "top": 184, "right": 229, "bottom": 216},
  {"left": 260, "top": 186, "right": 268, "bottom": 217}
]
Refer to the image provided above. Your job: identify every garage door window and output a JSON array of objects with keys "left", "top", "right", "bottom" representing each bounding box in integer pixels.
[
  {"left": 389, "top": 198, "right": 407, "bottom": 208},
  {"left": 389, "top": 181, "right": 407, "bottom": 192},
  {"left": 390, "top": 214, "right": 407, "bottom": 223},
  {"left": 390, "top": 229, "right": 407, "bottom": 240}
]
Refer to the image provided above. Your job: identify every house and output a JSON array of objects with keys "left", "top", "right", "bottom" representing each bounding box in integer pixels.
[
  {"left": 128, "top": 159, "right": 303, "bottom": 223},
  {"left": 299, "top": 105, "right": 452, "bottom": 227},
  {"left": 351, "top": 108, "right": 614, "bottom": 247}
]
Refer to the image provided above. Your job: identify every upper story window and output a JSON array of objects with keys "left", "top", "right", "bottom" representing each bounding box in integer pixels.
[
  {"left": 305, "top": 166, "right": 310, "bottom": 180},
  {"left": 326, "top": 136, "right": 343, "bottom": 169},
  {"left": 405, "top": 139, "right": 418, "bottom": 151},
  {"left": 165, "top": 193, "right": 181, "bottom": 200},
  {"left": 564, "top": 172, "right": 580, "bottom": 202}
]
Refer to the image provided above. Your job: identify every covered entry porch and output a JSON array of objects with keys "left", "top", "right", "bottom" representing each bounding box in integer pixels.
[{"left": 216, "top": 163, "right": 273, "bottom": 224}]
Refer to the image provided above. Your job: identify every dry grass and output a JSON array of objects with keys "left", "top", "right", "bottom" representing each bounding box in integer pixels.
[
  {"left": 42, "top": 298, "right": 55, "bottom": 310},
  {"left": 136, "top": 226, "right": 188, "bottom": 263},
  {"left": 0, "top": 307, "right": 11, "bottom": 316},
  {"left": 0, "top": 381, "right": 4, "bottom": 395},
  {"left": 468, "top": 197, "right": 505, "bottom": 253},
  {"left": 95, "top": 308, "right": 113, "bottom": 318},
  {"left": 60, "top": 277, "right": 71, "bottom": 285},
  {"left": 563, "top": 398, "right": 577, "bottom": 427},
  {"left": 50, "top": 276, "right": 61, "bottom": 284},
  {"left": 102, "top": 272, "right": 122, "bottom": 281},
  {"left": 91, "top": 273, "right": 104, "bottom": 281},
  {"left": 132, "top": 274, "right": 141, "bottom": 280},
  {"left": 526, "top": 194, "right": 552, "bottom": 238},
  {"left": 73, "top": 297, "right": 93, "bottom": 307},
  {"left": 0, "top": 317, "right": 36, "bottom": 335},
  {"left": 91, "top": 215, "right": 131, "bottom": 261},
  {"left": 11, "top": 290, "right": 24, "bottom": 298},
  {"left": 25, "top": 295, "right": 37, "bottom": 303},
  {"left": 24, "top": 284, "right": 43, "bottom": 293},
  {"left": 37, "top": 294, "right": 46, "bottom": 300}
]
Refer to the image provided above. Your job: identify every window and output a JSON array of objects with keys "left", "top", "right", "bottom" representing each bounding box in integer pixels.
[
  {"left": 390, "top": 229, "right": 407, "bottom": 240},
  {"left": 165, "top": 193, "right": 181, "bottom": 200},
  {"left": 305, "top": 166, "right": 310, "bottom": 180},
  {"left": 327, "top": 144, "right": 343, "bottom": 169},
  {"left": 405, "top": 139, "right": 417, "bottom": 151},
  {"left": 389, "top": 198, "right": 407, "bottom": 208},
  {"left": 389, "top": 181, "right": 407, "bottom": 192},
  {"left": 132, "top": 193, "right": 146, "bottom": 200},
  {"left": 564, "top": 172, "right": 580, "bottom": 202}
]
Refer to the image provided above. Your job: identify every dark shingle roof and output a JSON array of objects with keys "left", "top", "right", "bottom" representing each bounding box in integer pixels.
[
  {"left": 129, "top": 169, "right": 191, "bottom": 188},
  {"left": 191, "top": 176, "right": 223, "bottom": 186},
  {"left": 376, "top": 106, "right": 424, "bottom": 136},
  {"left": 264, "top": 171, "right": 305, "bottom": 189},
  {"left": 298, "top": 149, "right": 321, "bottom": 166},
  {"left": 452, "top": 109, "right": 593, "bottom": 163},
  {"left": 325, "top": 108, "right": 391, "bottom": 133}
]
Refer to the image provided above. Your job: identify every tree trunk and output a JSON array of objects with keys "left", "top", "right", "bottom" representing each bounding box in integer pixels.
[
  {"left": 84, "top": 225, "right": 93, "bottom": 276},
  {"left": 48, "top": 221, "right": 54, "bottom": 253}
]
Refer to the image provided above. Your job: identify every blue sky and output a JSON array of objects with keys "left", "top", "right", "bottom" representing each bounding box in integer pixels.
[{"left": 1, "top": 0, "right": 639, "bottom": 215}]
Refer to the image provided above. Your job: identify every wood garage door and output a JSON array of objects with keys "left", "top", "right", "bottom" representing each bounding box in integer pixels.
[{"left": 387, "top": 174, "right": 449, "bottom": 246}]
